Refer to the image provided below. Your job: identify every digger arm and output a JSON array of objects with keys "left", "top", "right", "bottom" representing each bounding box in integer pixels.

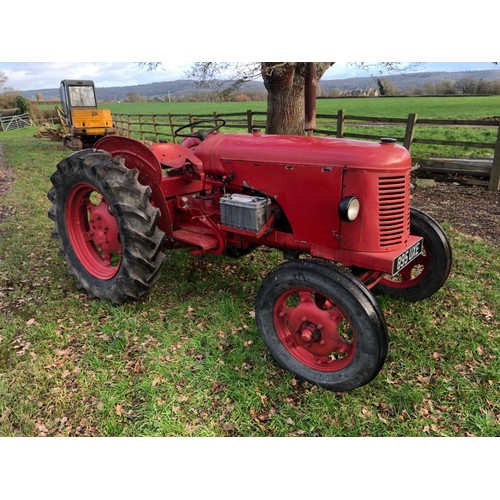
[{"left": 56, "top": 106, "right": 70, "bottom": 135}]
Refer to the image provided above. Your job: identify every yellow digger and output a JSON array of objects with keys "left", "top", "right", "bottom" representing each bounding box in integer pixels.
[{"left": 57, "top": 79, "right": 115, "bottom": 150}]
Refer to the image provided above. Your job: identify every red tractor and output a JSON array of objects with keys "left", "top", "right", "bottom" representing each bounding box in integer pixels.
[{"left": 47, "top": 120, "right": 452, "bottom": 391}]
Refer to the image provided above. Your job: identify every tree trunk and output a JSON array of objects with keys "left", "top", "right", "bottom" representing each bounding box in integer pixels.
[{"left": 261, "top": 62, "right": 332, "bottom": 135}]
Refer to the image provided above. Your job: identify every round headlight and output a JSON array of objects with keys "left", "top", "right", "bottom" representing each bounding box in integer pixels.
[{"left": 339, "top": 196, "right": 360, "bottom": 222}]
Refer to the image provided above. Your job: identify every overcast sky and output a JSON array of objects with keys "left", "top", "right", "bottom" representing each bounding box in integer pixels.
[{"left": 1, "top": 62, "right": 498, "bottom": 92}]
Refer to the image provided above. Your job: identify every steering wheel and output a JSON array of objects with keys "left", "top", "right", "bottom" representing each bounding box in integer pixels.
[{"left": 174, "top": 119, "right": 226, "bottom": 139}]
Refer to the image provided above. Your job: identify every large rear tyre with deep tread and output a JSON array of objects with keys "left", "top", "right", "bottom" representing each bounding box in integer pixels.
[
  {"left": 48, "top": 149, "right": 166, "bottom": 304},
  {"left": 255, "top": 259, "right": 388, "bottom": 392}
]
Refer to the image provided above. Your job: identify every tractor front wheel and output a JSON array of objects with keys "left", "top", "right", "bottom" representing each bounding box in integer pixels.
[
  {"left": 373, "top": 208, "right": 452, "bottom": 301},
  {"left": 255, "top": 260, "right": 388, "bottom": 391},
  {"left": 48, "top": 150, "right": 166, "bottom": 304}
]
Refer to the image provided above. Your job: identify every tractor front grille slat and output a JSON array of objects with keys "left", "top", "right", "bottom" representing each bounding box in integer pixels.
[{"left": 378, "top": 175, "right": 408, "bottom": 247}]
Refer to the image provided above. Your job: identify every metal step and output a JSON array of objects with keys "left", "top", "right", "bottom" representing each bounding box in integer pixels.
[{"left": 172, "top": 225, "right": 219, "bottom": 250}]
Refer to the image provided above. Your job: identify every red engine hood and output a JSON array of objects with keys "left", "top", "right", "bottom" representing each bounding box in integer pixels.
[{"left": 194, "top": 132, "right": 411, "bottom": 176}]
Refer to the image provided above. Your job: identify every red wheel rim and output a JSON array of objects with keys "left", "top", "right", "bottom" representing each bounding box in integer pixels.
[
  {"left": 379, "top": 247, "right": 429, "bottom": 289},
  {"left": 65, "top": 183, "right": 122, "bottom": 279},
  {"left": 273, "top": 288, "right": 356, "bottom": 372}
]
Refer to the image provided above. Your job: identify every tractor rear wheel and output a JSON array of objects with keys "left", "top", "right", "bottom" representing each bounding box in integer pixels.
[
  {"left": 373, "top": 208, "right": 452, "bottom": 301},
  {"left": 255, "top": 259, "right": 388, "bottom": 391},
  {"left": 48, "top": 150, "right": 166, "bottom": 304}
]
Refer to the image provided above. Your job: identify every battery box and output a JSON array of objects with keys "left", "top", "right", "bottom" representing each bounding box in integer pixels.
[{"left": 220, "top": 194, "right": 271, "bottom": 232}]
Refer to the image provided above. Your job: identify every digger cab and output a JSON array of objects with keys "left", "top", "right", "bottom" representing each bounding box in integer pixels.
[
  {"left": 60, "top": 80, "right": 99, "bottom": 125},
  {"left": 59, "top": 79, "right": 115, "bottom": 149}
]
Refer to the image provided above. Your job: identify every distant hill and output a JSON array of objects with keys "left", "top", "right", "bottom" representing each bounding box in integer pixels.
[
  {"left": 20, "top": 69, "right": 500, "bottom": 101},
  {"left": 320, "top": 70, "right": 500, "bottom": 93}
]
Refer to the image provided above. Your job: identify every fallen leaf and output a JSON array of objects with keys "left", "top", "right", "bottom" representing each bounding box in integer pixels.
[
  {"left": 361, "top": 407, "right": 373, "bottom": 418},
  {"left": 115, "top": 404, "right": 123, "bottom": 416},
  {"left": 26, "top": 318, "right": 37, "bottom": 326}
]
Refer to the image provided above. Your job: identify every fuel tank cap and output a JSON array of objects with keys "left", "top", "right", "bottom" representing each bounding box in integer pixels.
[{"left": 380, "top": 137, "right": 397, "bottom": 144}]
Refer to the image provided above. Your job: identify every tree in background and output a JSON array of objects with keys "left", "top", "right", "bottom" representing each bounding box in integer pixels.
[
  {"left": 187, "top": 62, "right": 411, "bottom": 135},
  {"left": 16, "top": 96, "right": 30, "bottom": 114},
  {"left": 126, "top": 92, "right": 147, "bottom": 102},
  {"left": 0, "top": 71, "right": 7, "bottom": 93},
  {"left": 145, "top": 62, "right": 410, "bottom": 135},
  {"left": 188, "top": 62, "right": 332, "bottom": 135},
  {"left": 376, "top": 78, "right": 399, "bottom": 96},
  {"left": 261, "top": 62, "right": 333, "bottom": 135},
  {"left": 0, "top": 72, "right": 20, "bottom": 110}
]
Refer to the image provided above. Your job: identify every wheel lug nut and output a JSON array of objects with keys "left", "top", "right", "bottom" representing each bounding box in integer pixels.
[{"left": 301, "top": 329, "right": 313, "bottom": 342}]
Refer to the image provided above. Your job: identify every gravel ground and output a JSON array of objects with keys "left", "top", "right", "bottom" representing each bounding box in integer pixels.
[{"left": 411, "top": 179, "right": 500, "bottom": 247}]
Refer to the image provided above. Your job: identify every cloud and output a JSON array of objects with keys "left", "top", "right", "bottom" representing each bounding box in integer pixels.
[
  {"left": 1, "top": 61, "right": 499, "bottom": 92},
  {"left": 0, "top": 62, "right": 194, "bottom": 91}
]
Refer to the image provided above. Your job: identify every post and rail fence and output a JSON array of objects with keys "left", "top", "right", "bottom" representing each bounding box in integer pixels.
[{"left": 109, "top": 110, "right": 500, "bottom": 191}]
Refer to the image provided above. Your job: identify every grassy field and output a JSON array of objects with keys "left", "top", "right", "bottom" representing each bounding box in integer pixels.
[
  {"left": 97, "top": 96, "right": 500, "bottom": 160},
  {"left": 100, "top": 95, "right": 500, "bottom": 120},
  {"left": 37, "top": 95, "right": 500, "bottom": 159},
  {"left": 0, "top": 127, "right": 498, "bottom": 439}
]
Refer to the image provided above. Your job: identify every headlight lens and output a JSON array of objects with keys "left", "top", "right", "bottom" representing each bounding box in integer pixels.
[{"left": 339, "top": 196, "right": 360, "bottom": 222}]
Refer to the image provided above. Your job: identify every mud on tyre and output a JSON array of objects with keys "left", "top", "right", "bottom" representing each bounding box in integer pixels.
[{"left": 48, "top": 150, "right": 166, "bottom": 304}]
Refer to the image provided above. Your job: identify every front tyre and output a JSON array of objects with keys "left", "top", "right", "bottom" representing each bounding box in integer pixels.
[
  {"left": 373, "top": 208, "right": 452, "bottom": 301},
  {"left": 255, "top": 260, "right": 388, "bottom": 392},
  {"left": 48, "top": 150, "right": 166, "bottom": 304}
]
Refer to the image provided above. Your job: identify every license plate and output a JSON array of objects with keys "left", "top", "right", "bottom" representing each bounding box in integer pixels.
[{"left": 392, "top": 239, "right": 423, "bottom": 275}]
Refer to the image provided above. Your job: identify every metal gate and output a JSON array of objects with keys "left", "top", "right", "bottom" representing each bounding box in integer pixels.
[{"left": 0, "top": 112, "right": 32, "bottom": 132}]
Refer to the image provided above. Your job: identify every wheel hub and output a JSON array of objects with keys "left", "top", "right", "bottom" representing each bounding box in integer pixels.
[
  {"left": 88, "top": 199, "right": 121, "bottom": 255},
  {"left": 65, "top": 183, "right": 122, "bottom": 279},
  {"left": 299, "top": 321, "right": 321, "bottom": 343},
  {"left": 275, "top": 289, "right": 354, "bottom": 370}
]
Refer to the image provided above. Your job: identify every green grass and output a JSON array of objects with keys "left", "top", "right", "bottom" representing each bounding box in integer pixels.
[
  {"left": 38, "top": 95, "right": 500, "bottom": 159},
  {"left": 101, "top": 96, "right": 500, "bottom": 159},
  {"left": 94, "top": 95, "right": 500, "bottom": 120},
  {"left": 0, "top": 127, "right": 498, "bottom": 437}
]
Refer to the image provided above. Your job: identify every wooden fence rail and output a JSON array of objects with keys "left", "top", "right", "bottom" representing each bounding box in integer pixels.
[{"left": 112, "top": 110, "right": 500, "bottom": 190}]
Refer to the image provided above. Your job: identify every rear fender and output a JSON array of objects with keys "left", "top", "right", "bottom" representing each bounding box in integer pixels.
[
  {"left": 150, "top": 142, "right": 202, "bottom": 169},
  {"left": 94, "top": 136, "right": 172, "bottom": 237}
]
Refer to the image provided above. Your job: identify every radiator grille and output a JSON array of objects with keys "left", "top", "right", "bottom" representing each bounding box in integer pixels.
[{"left": 378, "top": 175, "right": 409, "bottom": 247}]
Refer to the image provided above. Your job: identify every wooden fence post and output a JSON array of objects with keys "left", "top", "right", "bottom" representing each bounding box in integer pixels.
[
  {"left": 336, "top": 110, "right": 345, "bottom": 138},
  {"left": 153, "top": 114, "right": 158, "bottom": 142},
  {"left": 488, "top": 122, "right": 500, "bottom": 191},
  {"left": 404, "top": 113, "right": 418, "bottom": 151},
  {"left": 168, "top": 114, "right": 175, "bottom": 142},
  {"left": 247, "top": 109, "right": 253, "bottom": 132},
  {"left": 139, "top": 114, "right": 145, "bottom": 140}
]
